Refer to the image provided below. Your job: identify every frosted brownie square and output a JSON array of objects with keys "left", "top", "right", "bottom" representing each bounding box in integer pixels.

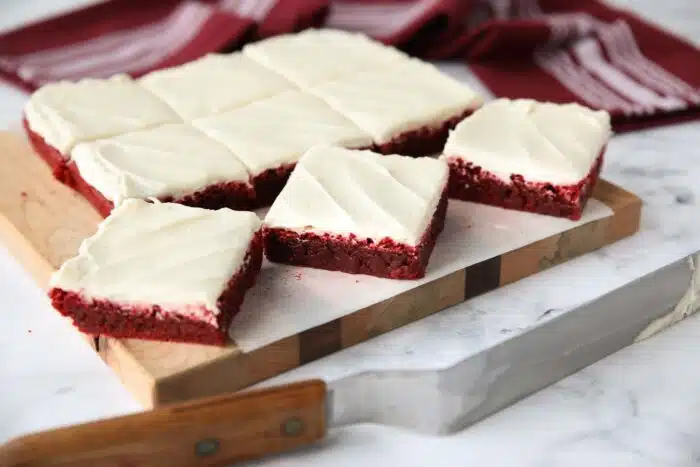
[
  {"left": 263, "top": 146, "right": 449, "bottom": 279},
  {"left": 69, "top": 124, "right": 253, "bottom": 217},
  {"left": 309, "top": 59, "right": 483, "bottom": 156},
  {"left": 23, "top": 74, "right": 180, "bottom": 183},
  {"left": 242, "top": 28, "right": 408, "bottom": 87},
  {"left": 48, "top": 200, "right": 263, "bottom": 346},
  {"left": 193, "top": 91, "right": 373, "bottom": 206},
  {"left": 138, "top": 53, "right": 294, "bottom": 120},
  {"left": 441, "top": 99, "right": 612, "bottom": 220}
]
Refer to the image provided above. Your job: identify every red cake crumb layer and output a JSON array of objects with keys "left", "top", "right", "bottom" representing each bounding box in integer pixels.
[
  {"left": 264, "top": 187, "right": 448, "bottom": 279},
  {"left": 250, "top": 164, "right": 295, "bottom": 208},
  {"left": 66, "top": 161, "right": 114, "bottom": 217},
  {"left": 48, "top": 232, "right": 263, "bottom": 346},
  {"left": 166, "top": 181, "right": 256, "bottom": 212},
  {"left": 373, "top": 109, "right": 474, "bottom": 157},
  {"left": 23, "top": 117, "right": 72, "bottom": 184},
  {"left": 446, "top": 151, "right": 605, "bottom": 221},
  {"left": 67, "top": 161, "right": 256, "bottom": 218}
]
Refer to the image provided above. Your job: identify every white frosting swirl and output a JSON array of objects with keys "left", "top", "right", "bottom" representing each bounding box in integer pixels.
[
  {"left": 50, "top": 200, "right": 262, "bottom": 318},
  {"left": 442, "top": 98, "right": 612, "bottom": 185},
  {"left": 309, "top": 59, "right": 483, "bottom": 144},
  {"left": 243, "top": 28, "right": 408, "bottom": 87},
  {"left": 70, "top": 124, "right": 251, "bottom": 207},
  {"left": 193, "top": 91, "right": 373, "bottom": 176},
  {"left": 139, "top": 53, "right": 294, "bottom": 120},
  {"left": 24, "top": 74, "right": 180, "bottom": 154},
  {"left": 264, "top": 146, "right": 449, "bottom": 246}
]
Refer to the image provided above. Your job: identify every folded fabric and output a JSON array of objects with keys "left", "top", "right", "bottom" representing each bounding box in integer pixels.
[{"left": 1, "top": 0, "right": 698, "bottom": 132}]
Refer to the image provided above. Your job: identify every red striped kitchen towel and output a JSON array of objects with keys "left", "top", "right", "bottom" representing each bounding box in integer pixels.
[{"left": 1, "top": 0, "right": 699, "bottom": 132}]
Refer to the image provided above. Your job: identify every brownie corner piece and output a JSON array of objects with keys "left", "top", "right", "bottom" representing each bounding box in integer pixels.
[
  {"left": 263, "top": 145, "right": 449, "bottom": 279},
  {"left": 442, "top": 98, "right": 611, "bottom": 220},
  {"left": 47, "top": 199, "right": 263, "bottom": 346},
  {"left": 23, "top": 74, "right": 181, "bottom": 188},
  {"left": 24, "top": 74, "right": 180, "bottom": 154}
]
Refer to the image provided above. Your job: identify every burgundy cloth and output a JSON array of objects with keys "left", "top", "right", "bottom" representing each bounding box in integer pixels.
[{"left": 1, "top": 0, "right": 699, "bottom": 132}]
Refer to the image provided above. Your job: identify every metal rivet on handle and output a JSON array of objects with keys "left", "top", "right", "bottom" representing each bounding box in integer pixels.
[
  {"left": 194, "top": 438, "right": 220, "bottom": 457},
  {"left": 282, "top": 417, "right": 304, "bottom": 436}
]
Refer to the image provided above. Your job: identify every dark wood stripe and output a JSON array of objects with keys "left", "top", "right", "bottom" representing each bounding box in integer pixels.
[
  {"left": 299, "top": 320, "right": 342, "bottom": 364},
  {"left": 464, "top": 256, "right": 502, "bottom": 299}
]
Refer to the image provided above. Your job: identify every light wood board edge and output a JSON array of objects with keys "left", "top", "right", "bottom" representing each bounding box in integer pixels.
[{"left": 148, "top": 181, "right": 642, "bottom": 406}]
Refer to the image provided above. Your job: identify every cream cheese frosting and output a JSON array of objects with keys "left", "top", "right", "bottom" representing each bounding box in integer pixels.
[
  {"left": 442, "top": 99, "right": 612, "bottom": 185},
  {"left": 24, "top": 74, "right": 180, "bottom": 154},
  {"left": 193, "top": 91, "right": 373, "bottom": 176},
  {"left": 49, "top": 199, "right": 261, "bottom": 317},
  {"left": 309, "top": 59, "right": 483, "bottom": 144},
  {"left": 242, "top": 28, "right": 409, "bottom": 87},
  {"left": 70, "top": 124, "right": 251, "bottom": 207},
  {"left": 264, "top": 146, "right": 449, "bottom": 246},
  {"left": 138, "top": 53, "right": 295, "bottom": 120}
]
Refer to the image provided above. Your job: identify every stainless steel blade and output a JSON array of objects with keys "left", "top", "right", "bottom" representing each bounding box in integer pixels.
[{"left": 318, "top": 253, "right": 698, "bottom": 435}]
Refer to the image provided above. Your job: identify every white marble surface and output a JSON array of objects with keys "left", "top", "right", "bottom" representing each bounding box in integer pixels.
[{"left": 1, "top": 0, "right": 700, "bottom": 465}]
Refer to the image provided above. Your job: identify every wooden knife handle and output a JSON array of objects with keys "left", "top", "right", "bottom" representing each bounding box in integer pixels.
[{"left": 0, "top": 379, "right": 327, "bottom": 467}]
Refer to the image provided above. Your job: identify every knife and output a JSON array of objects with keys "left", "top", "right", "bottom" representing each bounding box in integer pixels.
[
  {"left": 0, "top": 367, "right": 459, "bottom": 467},
  {"left": 0, "top": 361, "right": 476, "bottom": 467},
  {"left": 1, "top": 379, "right": 328, "bottom": 467},
  {"left": 0, "top": 366, "right": 463, "bottom": 467}
]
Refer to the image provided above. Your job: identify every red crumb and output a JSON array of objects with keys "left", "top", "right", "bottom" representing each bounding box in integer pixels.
[
  {"left": 446, "top": 151, "right": 604, "bottom": 221},
  {"left": 293, "top": 272, "right": 303, "bottom": 280},
  {"left": 20, "top": 191, "right": 28, "bottom": 199},
  {"left": 67, "top": 161, "right": 257, "bottom": 219},
  {"left": 23, "top": 117, "right": 72, "bottom": 184},
  {"left": 373, "top": 108, "right": 473, "bottom": 157}
]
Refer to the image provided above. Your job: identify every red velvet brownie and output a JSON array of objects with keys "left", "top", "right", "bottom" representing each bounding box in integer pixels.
[
  {"left": 138, "top": 53, "right": 294, "bottom": 120},
  {"left": 309, "top": 59, "right": 483, "bottom": 156},
  {"left": 69, "top": 124, "right": 254, "bottom": 217},
  {"left": 48, "top": 200, "right": 263, "bottom": 346},
  {"left": 23, "top": 74, "right": 180, "bottom": 185},
  {"left": 263, "top": 146, "right": 450, "bottom": 279},
  {"left": 441, "top": 99, "right": 612, "bottom": 221},
  {"left": 193, "top": 91, "right": 373, "bottom": 208}
]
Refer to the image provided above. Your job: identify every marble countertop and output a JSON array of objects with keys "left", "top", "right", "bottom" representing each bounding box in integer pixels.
[{"left": 1, "top": 1, "right": 700, "bottom": 465}]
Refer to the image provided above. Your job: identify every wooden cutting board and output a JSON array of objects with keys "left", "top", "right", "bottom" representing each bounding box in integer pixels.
[{"left": 0, "top": 131, "right": 642, "bottom": 408}]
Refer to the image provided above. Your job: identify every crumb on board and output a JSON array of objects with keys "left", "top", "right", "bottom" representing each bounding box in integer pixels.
[
  {"left": 20, "top": 191, "right": 28, "bottom": 198},
  {"left": 293, "top": 272, "right": 302, "bottom": 280}
]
